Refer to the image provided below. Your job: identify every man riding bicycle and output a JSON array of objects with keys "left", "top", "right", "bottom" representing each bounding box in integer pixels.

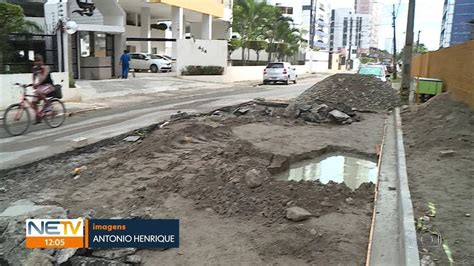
[{"left": 32, "top": 54, "right": 55, "bottom": 124}]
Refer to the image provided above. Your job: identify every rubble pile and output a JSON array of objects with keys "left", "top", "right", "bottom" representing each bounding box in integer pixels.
[
  {"left": 295, "top": 73, "right": 400, "bottom": 112},
  {"left": 209, "top": 99, "right": 361, "bottom": 125},
  {"left": 283, "top": 100, "right": 361, "bottom": 124},
  {"left": 209, "top": 74, "right": 399, "bottom": 125}
]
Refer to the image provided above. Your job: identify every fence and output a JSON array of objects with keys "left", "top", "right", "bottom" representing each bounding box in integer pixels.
[
  {"left": 0, "top": 33, "right": 59, "bottom": 74},
  {"left": 411, "top": 40, "right": 474, "bottom": 106}
]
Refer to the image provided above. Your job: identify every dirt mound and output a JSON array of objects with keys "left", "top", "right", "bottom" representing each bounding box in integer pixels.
[
  {"left": 0, "top": 112, "right": 379, "bottom": 264},
  {"left": 87, "top": 121, "right": 375, "bottom": 224},
  {"left": 295, "top": 73, "right": 400, "bottom": 111},
  {"left": 402, "top": 93, "right": 473, "bottom": 150},
  {"left": 403, "top": 93, "right": 474, "bottom": 265}
]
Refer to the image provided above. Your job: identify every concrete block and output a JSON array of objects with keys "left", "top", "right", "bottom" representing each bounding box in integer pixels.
[{"left": 72, "top": 137, "right": 88, "bottom": 147}]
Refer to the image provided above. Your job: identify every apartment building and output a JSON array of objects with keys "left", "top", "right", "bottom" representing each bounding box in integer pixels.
[
  {"left": 328, "top": 8, "right": 370, "bottom": 69},
  {"left": 3, "top": 0, "right": 232, "bottom": 79},
  {"left": 354, "top": 0, "right": 378, "bottom": 48},
  {"left": 263, "top": 0, "right": 330, "bottom": 50},
  {"left": 440, "top": 0, "right": 474, "bottom": 47}
]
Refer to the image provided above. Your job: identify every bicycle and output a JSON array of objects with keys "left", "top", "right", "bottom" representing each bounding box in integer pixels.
[{"left": 2, "top": 83, "right": 66, "bottom": 136}]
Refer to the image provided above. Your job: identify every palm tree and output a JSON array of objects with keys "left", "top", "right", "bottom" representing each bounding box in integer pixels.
[
  {"left": 233, "top": 0, "right": 302, "bottom": 64},
  {"left": 233, "top": 0, "right": 270, "bottom": 64}
]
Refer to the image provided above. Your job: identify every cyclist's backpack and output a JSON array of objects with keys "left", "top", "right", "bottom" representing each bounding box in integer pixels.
[{"left": 48, "top": 84, "right": 63, "bottom": 99}]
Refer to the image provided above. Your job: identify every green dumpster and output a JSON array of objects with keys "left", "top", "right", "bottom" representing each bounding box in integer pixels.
[
  {"left": 416, "top": 78, "right": 443, "bottom": 103},
  {"left": 416, "top": 78, "right": 443, "bottom": 95}
]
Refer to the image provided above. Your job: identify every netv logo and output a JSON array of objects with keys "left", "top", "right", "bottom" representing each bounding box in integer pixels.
[{"left": 26, "top": 219, "right": 84, "bottom": 237}]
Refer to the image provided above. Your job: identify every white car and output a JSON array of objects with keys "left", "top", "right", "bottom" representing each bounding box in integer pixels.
[
  {"left": 129, "top": 53, "right": 172, "bottom": 73},
  {"left": 357, "top": 65, "right": 390, "bottom": 82},
  {"left": 263, "top": 62, "right": 297, "bottom": 85}
]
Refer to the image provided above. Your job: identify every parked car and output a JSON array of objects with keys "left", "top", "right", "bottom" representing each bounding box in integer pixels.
[
  {"left": 357, "top": 65, "right": 390, "bottom": 82},
  {"left": 148, "top": 54, "right": 173, "bottom": 72},
  {"left": 148, "top": 54, "right": 171, "bottom": 62},
  {"left": 129, "top": 52, "right": 172, "bottom": 73},
  {"left": 263, "top": 62, "right": 297, "bottom": 85}
]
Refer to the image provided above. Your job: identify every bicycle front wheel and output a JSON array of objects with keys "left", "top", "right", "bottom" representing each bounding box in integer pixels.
[
  {"left": 3, "top": 103, "right": 31, "bottom": 136},
  {"left": 44, "top": 99, "right": 66, "bottom": 128}
]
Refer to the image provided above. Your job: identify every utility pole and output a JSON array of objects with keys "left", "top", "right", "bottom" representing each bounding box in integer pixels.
[
  {"left": 416, "top": 30, "right": 421, "bottom": 53},
  {"left": 309, "top": 0, "right": 315, "bottom": 48},
  {"left": 347, "top": 15, "right": 353, "bottom": 70},
  {"left": 392, "top": 4, "right": 397, "bottom": 80},
  {"left": 308, "top": 0, "right": 317, "bottom": 73},
  {"left": 401, "top": 0, "right": 416, "bottom": 103}
]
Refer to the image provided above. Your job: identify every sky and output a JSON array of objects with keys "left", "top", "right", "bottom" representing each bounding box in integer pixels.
[{"left": 329, "top": 0, "right": 444, "bottom": 51}]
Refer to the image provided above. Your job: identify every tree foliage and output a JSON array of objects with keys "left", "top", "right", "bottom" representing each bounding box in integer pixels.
[
  {"left": 0, "top": 3, "right": 41, "bottom": 36},
  {"left": 0, "top": 2, "right": 42, "bottom": 67},
  {"left": 397, "top": 43, "right": 428, "bottom": 61},
  {"left": 232, "top": 0, "right": 301, "bottom": 64}
]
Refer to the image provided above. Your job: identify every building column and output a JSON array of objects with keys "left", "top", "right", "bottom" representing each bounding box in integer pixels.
[
  {"left": 201, "top": 14, "right": 212, "bottom": 40},
  {"left": 140, "top": 7, "right": 151, "bottom": 53},
  {"left": 62, "top": 31, "right": 69, "bottom": 73},
  {"left": 114, "top": 33, "right": 126, "bottom": 78},
  {"left": 171, "top": 6, "right": 184, "bottom": 59}
]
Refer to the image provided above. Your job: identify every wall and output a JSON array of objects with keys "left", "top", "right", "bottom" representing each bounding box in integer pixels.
[
  {"left": 411, "top": 40, "right": 474, "bottom": 106},
  {"left": 125, "top": 26, "right": 167, "bottom": 54},
  {"left": 0, "top": 72, "right": 80, "bottom": 110},
  {"left": 148, "top": 0, "right": 225, "bottom": 18},
  {"left": 181, "top": 65, "right": 312, "bottom": 83},
  {"left": 176, "top": 39, "right": 227, "bottom": 75}
]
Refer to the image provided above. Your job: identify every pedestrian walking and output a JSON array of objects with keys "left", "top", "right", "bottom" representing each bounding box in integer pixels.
[{"left": 119, "top": 50, "right": 131, "bottom": 79}]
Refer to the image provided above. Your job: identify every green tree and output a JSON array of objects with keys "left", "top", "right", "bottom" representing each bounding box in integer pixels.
[
  {"left": 228, "top": 38, "right": 242, "bottom": 60},
  {"left": 397, "top": 43, "right": 428, "bottom": 61},
  {"left": 246, "top": 40, "right": 268, "bottom": 63},
  {"left": 233, "top": 0, "right": 271, "bottom": 64},
  {"left": 0, "top": 3, "right": 42, "bottom": 72},
  {"left": 233, "top": 0, "right": 301, "bottom": 64}
]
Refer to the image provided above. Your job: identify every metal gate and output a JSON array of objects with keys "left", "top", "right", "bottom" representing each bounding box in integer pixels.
[{"left": 1, "top": 33, "right": 59, "bottom": 74}]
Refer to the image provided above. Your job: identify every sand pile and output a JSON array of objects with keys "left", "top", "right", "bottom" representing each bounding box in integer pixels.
[{"left": 295, "top": 73, "right": 400, "bottom": 112}]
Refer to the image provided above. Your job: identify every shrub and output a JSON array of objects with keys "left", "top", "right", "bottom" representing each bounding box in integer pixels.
[
  {"left": 69, "top": 72, "right": 76, "bottom": 88},
  {"left": 181, "top": 65, "right": 224, "bottom": 76}
]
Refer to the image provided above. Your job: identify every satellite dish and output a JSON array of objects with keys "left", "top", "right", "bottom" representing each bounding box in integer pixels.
[{"left": 64, "top": 21, "right": 78, "bottom": 34}]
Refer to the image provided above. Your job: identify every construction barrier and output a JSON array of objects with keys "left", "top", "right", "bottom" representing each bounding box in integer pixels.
[{"left": 411, "top": 40, "right": 474, "bottom": 107}]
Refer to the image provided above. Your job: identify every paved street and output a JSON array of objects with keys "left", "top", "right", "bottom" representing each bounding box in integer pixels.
[{"left": 0, "top": 75, "right": 327, "bottom": 170}]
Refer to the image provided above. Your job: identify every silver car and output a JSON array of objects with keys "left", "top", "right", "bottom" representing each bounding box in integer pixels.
[{"left": 263, "top": 62, "right": 297, "bottom": 85}]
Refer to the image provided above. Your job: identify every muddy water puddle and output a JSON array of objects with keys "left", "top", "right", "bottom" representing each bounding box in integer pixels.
[{"left": 274, "top": 153, "right": 378, "bottom": 190}]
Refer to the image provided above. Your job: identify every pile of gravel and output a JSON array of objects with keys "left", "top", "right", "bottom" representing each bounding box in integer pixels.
[{"left": 295, "top": 73, "right": 400, "bottom": 112}]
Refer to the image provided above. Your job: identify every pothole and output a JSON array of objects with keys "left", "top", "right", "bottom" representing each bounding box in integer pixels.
[{"left": 273, "top": 153, "right": 378, "bottom": 190}]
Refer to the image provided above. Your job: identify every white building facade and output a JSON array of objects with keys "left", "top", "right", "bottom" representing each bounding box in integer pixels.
[
  {"left": 263, "top": 0, "right": 331, "bottom": 50},
  {"left": 354, "top": 0, "right": 378, "bottom": 48},
  {"left": 330, "top": 8, "right": 371, "bottom": 57},
  {"left": 328, "top": 8, "right": 370, "bottom": 69},
  {"left": 36, "top": 0, "right": 231, "bottom": 79}
]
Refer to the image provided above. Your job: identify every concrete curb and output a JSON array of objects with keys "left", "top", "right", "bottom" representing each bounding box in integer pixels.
[
  {"left": 67, "top": 106, "right": 111, "bottom": 117},
  {"left": 394, "top": 107, "right": 420, "bottom": 265}
]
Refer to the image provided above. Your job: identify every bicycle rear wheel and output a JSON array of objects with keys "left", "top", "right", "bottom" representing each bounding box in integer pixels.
[
  {"left": 44, "top": 99, "right": 66, "bottom": 128},
  {"left": 3, "top": 103, "right": 31, "bottom": 136}
]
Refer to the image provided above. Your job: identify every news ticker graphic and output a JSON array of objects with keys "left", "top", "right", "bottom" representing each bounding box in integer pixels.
[{"left": 26, "top": 219, "right": 179, "bottom": 249}]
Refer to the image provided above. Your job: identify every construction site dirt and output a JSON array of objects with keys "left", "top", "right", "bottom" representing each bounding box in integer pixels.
[
  {"left": 0, "top": 101, "right": 387, "bottom": 265},
  {"left": 403, "top": 93, "right": 474, "bottom": 265}
]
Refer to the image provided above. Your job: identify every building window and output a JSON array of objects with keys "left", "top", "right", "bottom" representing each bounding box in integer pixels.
[
  {"left": 278, "top": 6, "right": 294, "bottom": 15},
  {"left": 319, "top": 3, "right": 324, "bottom": 11},
  {"left": 80, "top": 32, "right": 107, "bottom": 58},
  {"left": 7, "top": 0, "right": 45, "bottom": 17},
  {"left": 342, "top": 18, "right": 348, "bottom": 46},
  {"left": 126, "top": 12, "right": 136, "bottom": 26}
]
